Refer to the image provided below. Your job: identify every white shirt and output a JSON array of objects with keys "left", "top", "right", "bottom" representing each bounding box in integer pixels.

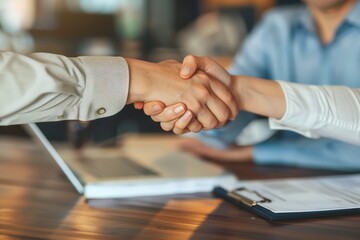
[
  {"left": 270, "top": 81, "right": 360, "bottom": 145},
  {"left": 0, "top": 52, "right": 129, "bottom": 125}
]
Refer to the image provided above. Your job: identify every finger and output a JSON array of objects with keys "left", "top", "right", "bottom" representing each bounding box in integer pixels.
[
  {"left": 173, "top": 128, "right": 190, "bottom": 135},
  {"left": 159, "top": 117, "right": 191, "bottom": 133},
  {"left": 210, "top": 78, "right": 238, "bottom": 120},
  {"left": 196, "top": 105, "right": 219, "bottom": 130},
  {"left": 143, "top": 101, "right": 166, "bottom": 116},
  {"left": 206, "top": 95, "right": 230, "bottom": 128},
  {"left": 180, "top": 55, "right": 198, "bottom": 79},
  {"left": 173, "top": 110, "right": 193, "bottom": 134},
  {"left": 181, "top": 55, "right": 230, "bottom": 86},
  {"left": 134, "top": 102, "right": 144, "bottom": 109},
  {"left": 160, "top": 115, "right": 194, "bottom": 133},
  {"left": 151, "top": 103, "right": 186, "bottom": 122},
  {"left": 160, "top": 120, "right": 177, "bottom": 132},
  {"left": 185, "top": 118, "right": 203, "bottom": 133}
]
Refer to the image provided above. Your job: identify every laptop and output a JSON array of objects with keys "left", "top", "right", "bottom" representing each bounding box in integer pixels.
[{"left": 24, "top": 123, "right": 237, "bottom": 199}]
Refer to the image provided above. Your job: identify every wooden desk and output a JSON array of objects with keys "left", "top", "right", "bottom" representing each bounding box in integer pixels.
[{"left": 0, "top": 136, "right": 359, "bottom": 240}]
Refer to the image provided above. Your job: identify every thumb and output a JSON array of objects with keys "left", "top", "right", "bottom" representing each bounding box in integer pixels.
[
  {"left": 143, "top": 101, "right": 166, "bottom": 116},
  {"left": 180, "top": 55, "right": 198, "bottom": 79},
  {"left": 181, "top": 55, "right": 231, "bottom": 86}
]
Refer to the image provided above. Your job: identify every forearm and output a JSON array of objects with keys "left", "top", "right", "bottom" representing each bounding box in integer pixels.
[
  {"left": 233, "top": 76, "right": 286, "bottom": 119},
  {"left": 0, "top": 52, "right": 128, "bottom": 125}
]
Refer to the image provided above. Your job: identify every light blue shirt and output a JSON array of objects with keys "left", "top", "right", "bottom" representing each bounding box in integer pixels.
[{"left": 201, "top": 2, "right": 360, "bottom": 171}]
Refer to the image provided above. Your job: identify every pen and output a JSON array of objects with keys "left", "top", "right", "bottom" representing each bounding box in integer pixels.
[{"left": 213, "top": 186, "right": 240, "bottom": 206}]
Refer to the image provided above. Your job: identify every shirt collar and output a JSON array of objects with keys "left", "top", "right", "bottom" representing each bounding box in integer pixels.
[
  {"left": 297, "top": 1, "right": 360, "bottom": 32},
  {"left": 346, "top": 1, "right": 360, "bottom": 27},
  {"left": 297, "top": 7, "right": 316, "bottom": 33}
]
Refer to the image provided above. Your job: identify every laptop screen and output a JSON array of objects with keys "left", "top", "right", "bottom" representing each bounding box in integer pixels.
[{"left": 24, "top": 122, "right": 158, "bottom": 194}]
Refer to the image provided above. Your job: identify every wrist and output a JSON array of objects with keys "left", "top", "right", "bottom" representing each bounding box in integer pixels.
[
  {"left": 232, "top": 76, "right": 286, "bottom": 119},
  {"left": 125, "top": 58, "right": 154, "bottom": 104},
  {"left": 232, "top": 75, "right": 251, "bottom": 111}
]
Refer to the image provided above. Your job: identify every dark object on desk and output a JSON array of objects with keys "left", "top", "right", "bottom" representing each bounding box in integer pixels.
[{"left": 213, "top": 174, "right": 360, "bottom": 221}]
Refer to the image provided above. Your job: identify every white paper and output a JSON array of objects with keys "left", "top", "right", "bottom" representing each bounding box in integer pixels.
[{"left": 234, "top": 174, "right": 360, "bottom": 213}]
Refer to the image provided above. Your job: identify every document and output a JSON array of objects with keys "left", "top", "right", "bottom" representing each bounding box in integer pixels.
[{"left": 214, "top": 174, "right": 360, "bottom": 220}]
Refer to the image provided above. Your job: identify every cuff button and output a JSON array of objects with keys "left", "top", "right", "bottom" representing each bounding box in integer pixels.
[{"left": 97, "top": 108, "right": 107, "bottom": 115}]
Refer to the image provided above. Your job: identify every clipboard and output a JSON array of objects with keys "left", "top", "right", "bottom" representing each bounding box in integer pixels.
[{"left": 213, "top": 174, "right": 360, "bottom": 221}]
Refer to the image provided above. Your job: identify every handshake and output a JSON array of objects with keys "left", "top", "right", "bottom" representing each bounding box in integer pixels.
[{"left": 126, "top": 56, "right": 242, "bottom": 134}]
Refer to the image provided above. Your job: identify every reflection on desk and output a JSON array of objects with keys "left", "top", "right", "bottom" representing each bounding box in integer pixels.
[{"left": 0, "top": 136, "right": 359, "bottom": 240}]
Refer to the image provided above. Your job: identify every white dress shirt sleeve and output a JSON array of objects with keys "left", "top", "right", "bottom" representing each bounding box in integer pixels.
[
  {"left": 0, "top": 52, "right": 129, "bottom": 125},
  {"left": 269, "top": 81, "right": 360, "bottom": 145}
]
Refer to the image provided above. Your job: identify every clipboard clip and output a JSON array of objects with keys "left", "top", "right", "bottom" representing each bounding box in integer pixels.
[{"left": 228, "top": 187, "right": 272, "bottom": 207}]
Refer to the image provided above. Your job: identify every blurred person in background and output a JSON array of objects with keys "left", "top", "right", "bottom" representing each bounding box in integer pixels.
[{"left": 141, "top": 0, "right": 360, "bottom": 171}]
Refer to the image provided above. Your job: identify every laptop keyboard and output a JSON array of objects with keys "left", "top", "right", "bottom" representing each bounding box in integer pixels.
[{"left": 75, "top": 155, "right": 158, "bottom": 178}]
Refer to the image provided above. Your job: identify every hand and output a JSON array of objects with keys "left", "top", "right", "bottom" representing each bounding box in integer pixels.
[
  {"left": 138, "top": 56, "right": 240, "bottom": 134},
  {"left": 180, "top": 138, "right": 253, "bottom": 162},
  {"left": 141, "top": 101, "right": 195, "bottom": 134},
  {"left": 176, "top": 56, "right": 287, "bottom": 120},
  {"left": 127, "top": 58, "right": 237, "bottom": 130}
]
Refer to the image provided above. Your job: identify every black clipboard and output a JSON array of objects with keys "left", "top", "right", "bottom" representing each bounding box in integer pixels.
[{"left": 213, "top": 186, "right": 360, "bottom": 221}]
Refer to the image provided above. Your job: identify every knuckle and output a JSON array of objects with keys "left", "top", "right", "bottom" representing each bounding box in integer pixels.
[
  {"left": 220, "top": 109, "right": 230, "bottom": 123},
  {"left": 218, "top": 114, "right": 229, "bottom": 127},
  {"left": 203, "top": 118, "right": 218, "bottom": 130},
  {"left": 196, "top": 86, "right": 210, "bottom": 99},
  {"left": 223, "top": 92, "right": 234, "bottom": 105},
  {"left": 191, "top": 102, "right": 202, "bottom": 113},
  {"left": 199, "top": 73, "right": 210, "bottom": 82},
  {"left": 165, "top": 108, "right": 176, "bottom": 118}
]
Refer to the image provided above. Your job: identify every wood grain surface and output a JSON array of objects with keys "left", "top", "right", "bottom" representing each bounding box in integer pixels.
[{"left": 0, "top": 135, "right": 358, "bottom": 240}]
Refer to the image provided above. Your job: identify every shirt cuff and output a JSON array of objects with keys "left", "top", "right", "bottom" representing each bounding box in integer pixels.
[
  {"left": 268, "top": 81, "right": 320, "bottom": 139},
  {"left": 76, "top": 56, "right": 129, "bottom": 120}
]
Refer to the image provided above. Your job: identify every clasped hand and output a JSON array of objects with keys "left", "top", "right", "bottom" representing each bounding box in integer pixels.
[{"left": 129, "top": 56, "right": 239, "bottom": 134}]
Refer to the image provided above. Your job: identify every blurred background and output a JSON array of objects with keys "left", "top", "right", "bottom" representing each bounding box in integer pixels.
[{"left": 0, "top": 0, "right": 302, "bottom": 143}]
